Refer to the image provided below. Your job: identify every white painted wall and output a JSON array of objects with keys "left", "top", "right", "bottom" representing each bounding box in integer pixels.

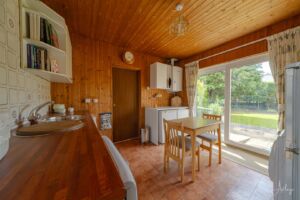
[{"left": 0, "top": 0, "right": 51, "bottom": 159}]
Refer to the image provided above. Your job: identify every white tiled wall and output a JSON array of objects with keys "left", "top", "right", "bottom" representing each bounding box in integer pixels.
[{"left": 0, "top": 0, "right": 51, "bottom": 159}]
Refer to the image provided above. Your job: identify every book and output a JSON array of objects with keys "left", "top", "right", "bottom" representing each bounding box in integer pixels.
[
  {"left": 49, "top": 23, "right": 53, "bottom": 45},
  {"left": 39, "top": 18, "right": 60, "bottom": 48},
  {"left": 45, "top": 20, "right": 50, "bottom": 44},
  {"left": 36, "top": 48, "right": 41, "bottom": 69},
  {"left": 52, "top": 28, "right": 59, "bottom": 48},
  {"left": 26, "top": 44, "right": 48, "bottom": 70},
  {"left": 26, "top": 44, "right": 31, "bottom": 68},
  {"left": 41, "top": 49, "right": 45, "bottom": 70},
  {"left": 25, "top": 12, "right": 30, "bottom": 38},
  {"left": 30, "top": 45, "right": 35, "bottom": 68}
]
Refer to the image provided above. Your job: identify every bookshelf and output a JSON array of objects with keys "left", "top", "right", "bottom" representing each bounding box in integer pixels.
[{"left": 20, "top": 0, "right": 72, "bottom": 83}]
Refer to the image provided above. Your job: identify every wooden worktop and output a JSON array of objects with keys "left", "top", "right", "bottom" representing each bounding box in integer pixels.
[{"left": 0, "top": 113, "right": 125, "bottom": 200}]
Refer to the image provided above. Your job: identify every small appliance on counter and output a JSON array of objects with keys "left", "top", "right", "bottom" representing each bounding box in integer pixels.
[
  {"left": 53, "top": 104, "right": 66, "bottom": 114},
  {"left": 171, "top": 96, "right": 182, "bottom": 107},
  {"left": 68, "top": 107, "right": 74, "bottom": 115}
]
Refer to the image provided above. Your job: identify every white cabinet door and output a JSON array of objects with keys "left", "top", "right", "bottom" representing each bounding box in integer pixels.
[
  {"left": 171, "top": 66, "right": 183, "bottom": 92},
  {"left": 177, "top": 109, "right": 189, "bottom": 119},
  {"left": 150, "top": 62, "right": 169, "bottom": 89},
  {"left": 159, "top": 110, "right": 177, "bottom": 143}
]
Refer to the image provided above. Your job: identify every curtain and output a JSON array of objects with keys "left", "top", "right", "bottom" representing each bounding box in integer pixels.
[
  {"left": 185, "top": 61, "right": 199, "bottom": 117},
  {"left": 268, "top": 26, "right": 300, "bottom": 131}
]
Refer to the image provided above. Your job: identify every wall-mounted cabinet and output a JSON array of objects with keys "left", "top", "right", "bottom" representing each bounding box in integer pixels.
[
  {"left": 20, "top": 0, "right": 72, "bottom": 83},
  {"left": 150, "top": 62, "right": 183, "bottom": 92}
]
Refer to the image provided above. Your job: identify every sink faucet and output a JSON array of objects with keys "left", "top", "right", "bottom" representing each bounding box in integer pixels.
[
  {"left": 16, "top": 104, "right": 30, "bottom": 127},
  {"left": 28, "top": 101, "right": 55, "bottom": 124}
]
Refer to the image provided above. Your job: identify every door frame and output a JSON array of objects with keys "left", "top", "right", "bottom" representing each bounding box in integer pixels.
[
  {"left": 198, "top": 52, "right": 274, "bottom": 156},
  {"left": 111, "top": 66, "right": 141, "bottom": 142}
]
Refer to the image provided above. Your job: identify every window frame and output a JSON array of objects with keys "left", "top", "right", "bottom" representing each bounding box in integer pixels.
[{"left": 197, "top": 52, "right": 274, "bottom": 156}]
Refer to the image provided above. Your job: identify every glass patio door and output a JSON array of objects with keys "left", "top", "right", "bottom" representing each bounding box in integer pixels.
[
  {"left": 196, "top": 54, "right": 279, "bottom": 155},
  {"left": 228, "top": 61, "right": 278, "bottom": 154}
]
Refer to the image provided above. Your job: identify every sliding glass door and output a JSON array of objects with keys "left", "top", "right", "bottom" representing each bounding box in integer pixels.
[
  {"left": 196, "top": 54, "right": 278, "bottom": 155},
  {"left": 229, "top": 61, "right": 278, "bottom": 153}
]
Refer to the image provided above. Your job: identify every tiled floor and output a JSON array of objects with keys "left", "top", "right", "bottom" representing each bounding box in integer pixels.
[{"left": 116, "top": 139, "right": 273, "bottom": 200}]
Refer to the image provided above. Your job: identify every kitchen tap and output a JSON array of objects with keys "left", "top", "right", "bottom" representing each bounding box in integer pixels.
[{"left": 28, "top": 101, "right": 55, "bottom": 124}]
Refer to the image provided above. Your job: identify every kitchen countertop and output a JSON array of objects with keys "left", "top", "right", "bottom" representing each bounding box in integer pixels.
[
  {"left": 0, "top": 113, "right": 125, "bottom": 200},
  {"left": 145, "top": 106, "right": 188, "bottom": 110}
]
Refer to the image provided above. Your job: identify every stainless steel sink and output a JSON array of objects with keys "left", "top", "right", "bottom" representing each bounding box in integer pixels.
[
  {"left": 38, "top": 115, "right": 84, "bottom": 123},
  {"left": 16, "top": 119, "right": 85, "bottom": 137}
]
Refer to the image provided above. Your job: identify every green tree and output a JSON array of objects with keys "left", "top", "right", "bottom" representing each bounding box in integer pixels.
[{"left": 231, "top": 64, "right": 264, "bottom": 103}]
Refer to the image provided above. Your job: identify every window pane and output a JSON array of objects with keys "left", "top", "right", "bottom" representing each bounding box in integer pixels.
[
  {"left": 197, "top": 71, "right": 225, "bottom": 138},
  {"left": 230, "top": 61, "right": 278, "bottom": 152}
]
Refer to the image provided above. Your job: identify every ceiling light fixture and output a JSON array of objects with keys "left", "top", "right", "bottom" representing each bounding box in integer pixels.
[{"left": 169, "top": 3, "right": 189, "bottom": 37}]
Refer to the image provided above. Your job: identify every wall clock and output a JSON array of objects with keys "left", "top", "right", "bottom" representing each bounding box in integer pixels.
[{"left": 122, "top": 51, "right": 135, "bottom": 64}]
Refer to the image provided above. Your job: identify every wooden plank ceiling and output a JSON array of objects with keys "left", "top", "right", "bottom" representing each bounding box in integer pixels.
[{"left": 43, "top": 0, "right": 300, "bottom": 59}]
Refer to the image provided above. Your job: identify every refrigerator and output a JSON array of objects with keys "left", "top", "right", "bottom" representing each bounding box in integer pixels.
[
  {"left": 145, "top": 107, "right": 189, "bottom": 145},
  {"left": 269, "top": 62, "right": 300, "bottom": 200}
]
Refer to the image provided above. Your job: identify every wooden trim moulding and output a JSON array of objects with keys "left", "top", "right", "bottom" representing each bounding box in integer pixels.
[{"left": 179, "top": 14, "right": 300, "bottom": 68}]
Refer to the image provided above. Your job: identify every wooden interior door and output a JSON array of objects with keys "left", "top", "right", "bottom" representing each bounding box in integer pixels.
[{"left": 112, "top": 68, "right": 139, "bottom": 142}]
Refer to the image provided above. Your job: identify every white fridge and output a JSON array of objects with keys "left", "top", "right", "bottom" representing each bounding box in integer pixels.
[
  {"left": 269, "top": 62, "right": 300, "bottom": 200},
  {"left": 145, "top": 107, "right": 189, "bottom": 145}
]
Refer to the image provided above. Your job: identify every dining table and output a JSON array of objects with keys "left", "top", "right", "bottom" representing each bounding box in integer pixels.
[{"left": 170, "top": 116, "right": 222, "bottom": 182}]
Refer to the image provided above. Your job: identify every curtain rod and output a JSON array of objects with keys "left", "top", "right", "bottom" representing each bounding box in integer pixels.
[{"left": 194, "top": 36, "right": 268, "bottom": 63}]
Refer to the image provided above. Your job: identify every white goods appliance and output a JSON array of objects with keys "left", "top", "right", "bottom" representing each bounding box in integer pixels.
[
  {"left": 150, "top": 62, "right": 183, "bottom": 92},
  {"left": 145, "top": 107, "right": 189, "bottom": 145},
  {"left": 269, "top": 62, "right": 300, "bottom": 200}
]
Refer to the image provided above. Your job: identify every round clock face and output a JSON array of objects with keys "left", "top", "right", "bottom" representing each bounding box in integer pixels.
[{"left": 123, "top": 51, "right": 134, "bottom": 64}]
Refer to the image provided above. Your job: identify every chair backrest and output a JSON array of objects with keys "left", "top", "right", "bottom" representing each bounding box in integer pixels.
[
  {"left": 202, "top": 113, "right": 222, "bottom": 136},
  {"left": 163, "top": 119, "right": 185, "bottom": 158},
  {"left": 202, "top": 113, "right": 222, "bottom": 121}
]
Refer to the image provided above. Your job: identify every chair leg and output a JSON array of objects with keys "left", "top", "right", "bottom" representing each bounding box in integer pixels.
[
  {"left": 197, "top": 146, "right": 200, "bottom": 171},
  {"left": 180, "top": 160, "right": 184, "bottom": 182},
  {"left": 166, "top": 156, "right": 170, "bottom": 172},
  {"left": 164, "top": 151, "right": 166, "bottom": 173},
  {"left": 208, "top": 142, "right": 212, "bottom": 167}
]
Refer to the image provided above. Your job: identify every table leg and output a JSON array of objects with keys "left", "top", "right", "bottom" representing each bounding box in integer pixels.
[
  {"left": 191, "top": 132, "right": 196, "bottom": 182},
  {"left": 218, "top": 125, "right": 222, "bottom": 164}
]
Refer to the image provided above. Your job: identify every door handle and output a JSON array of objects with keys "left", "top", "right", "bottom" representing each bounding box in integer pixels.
[{"left": 285, "top": 147, "right": 299, "bottom": 155}]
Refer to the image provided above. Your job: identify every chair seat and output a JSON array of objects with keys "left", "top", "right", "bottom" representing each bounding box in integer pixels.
[
  {"left": 171, "top": 136, "right": 200, "bottom": 151},
  {"left": 197, "top": 133, "right": 218, "bottom": 142}
]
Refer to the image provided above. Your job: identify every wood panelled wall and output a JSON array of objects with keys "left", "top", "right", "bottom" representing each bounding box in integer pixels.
[
  {"left": 181, "top": 14, "right": 300, "bottom": 67},
  {"left": 51, "top": 33, "right": 179, "bottom": 139}
]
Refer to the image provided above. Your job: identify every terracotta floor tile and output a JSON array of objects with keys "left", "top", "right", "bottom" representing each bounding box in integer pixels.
[{"left": 116, "top": 139, "right": 273, "bottom": 200}]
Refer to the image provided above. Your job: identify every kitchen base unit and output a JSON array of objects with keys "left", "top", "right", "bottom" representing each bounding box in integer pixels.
[{"left": 145, "top": 107, "right": 189, "bottom": 145}]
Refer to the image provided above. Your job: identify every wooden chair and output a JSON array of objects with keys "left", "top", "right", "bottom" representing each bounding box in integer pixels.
[
  {"left": 197, "top": 113, "right": 222, "bottom": 166},
  {"left": 163, "top": 119, "right": 200, "bottom": 182}
]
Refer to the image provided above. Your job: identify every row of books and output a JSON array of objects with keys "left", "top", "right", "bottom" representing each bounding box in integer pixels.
[
  {"left": 40, "top": 18, "right": 59, "bottom": 48},
  {"left": 26, "top": 44, "right": 50, "bottom": 70},
  {"left": 25, "top": 12, "right": 59, "bottom": 48}
]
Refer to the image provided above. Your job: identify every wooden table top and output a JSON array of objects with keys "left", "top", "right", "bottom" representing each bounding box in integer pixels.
[
  {"left": 170, "top": 117, "right": 221, "bottom": 130},
  {"left": 0, "top": 113, "right": 125, "bottom": 200}
]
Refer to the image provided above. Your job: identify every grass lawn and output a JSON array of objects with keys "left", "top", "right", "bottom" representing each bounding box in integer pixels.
[{"left": 231, "top": 112, "right": 278, "bottom": 129}]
